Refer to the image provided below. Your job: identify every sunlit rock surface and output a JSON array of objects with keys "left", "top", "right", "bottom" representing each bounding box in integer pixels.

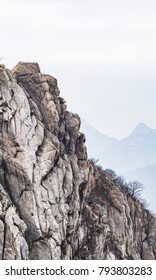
[{"left": 0, "top": 62, "right": 155, "bottom": 259}]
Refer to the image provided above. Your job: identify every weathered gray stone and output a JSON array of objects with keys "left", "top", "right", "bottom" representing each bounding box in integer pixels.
[{"left": 0, "top": 62, "right": 155, "bottom": 259}]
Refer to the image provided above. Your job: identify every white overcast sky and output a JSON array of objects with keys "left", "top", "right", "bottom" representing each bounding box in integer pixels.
[{"left": 1, "top": 0, "right": 156, "bottom": 139}]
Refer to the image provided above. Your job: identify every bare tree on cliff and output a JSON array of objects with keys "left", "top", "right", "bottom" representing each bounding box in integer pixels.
[{"left": 128, "top": 180, "right": 144, "bottom": 199}]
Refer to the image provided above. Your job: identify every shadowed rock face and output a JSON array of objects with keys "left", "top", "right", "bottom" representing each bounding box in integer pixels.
[{"left": 0, "top": 62, "right": 156, "bottom": 260}]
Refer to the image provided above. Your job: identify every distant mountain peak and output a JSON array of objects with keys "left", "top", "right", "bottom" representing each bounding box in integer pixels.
[{"left": 131, "top": 123, "right": 151, "bottom": 135}]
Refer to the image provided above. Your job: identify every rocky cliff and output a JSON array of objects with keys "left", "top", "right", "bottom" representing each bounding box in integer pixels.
[{"left": 0, "top": 62, "right": 156, "bottom": 260}]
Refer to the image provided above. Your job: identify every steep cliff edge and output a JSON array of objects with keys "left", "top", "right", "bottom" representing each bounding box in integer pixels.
[{"left": 0, "top": 62, "right": 156, "bottom": 260}]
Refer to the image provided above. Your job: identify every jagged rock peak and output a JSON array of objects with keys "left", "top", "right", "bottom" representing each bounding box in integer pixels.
[{"left": 0, "top": 62, "right": 156, "bottom": 260}]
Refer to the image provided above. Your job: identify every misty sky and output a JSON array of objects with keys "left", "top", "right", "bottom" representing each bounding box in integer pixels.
[{"left": 1, "top": 0, "right": 156, "bottom": 139}]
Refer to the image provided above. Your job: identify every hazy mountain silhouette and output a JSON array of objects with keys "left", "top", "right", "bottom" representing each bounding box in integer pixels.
[{"left": 80, "top": 119, "right": 156, "bottom": 212}]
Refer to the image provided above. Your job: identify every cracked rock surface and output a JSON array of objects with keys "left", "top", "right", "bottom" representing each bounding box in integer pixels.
[{"left": 0, "top": 62, "right": 156, "bottom": 259}]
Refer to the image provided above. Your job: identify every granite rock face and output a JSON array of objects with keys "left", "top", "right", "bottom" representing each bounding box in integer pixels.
[{"left": 0, "top": 62, "right": 156, "bottom": 259}]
